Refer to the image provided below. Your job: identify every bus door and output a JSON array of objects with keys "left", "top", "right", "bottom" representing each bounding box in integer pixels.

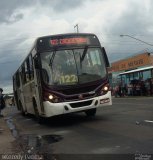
[
  {"left": 22, "top": 56, "right": 36, "bottom": 114},
  {"left": 18, "top": 68, "right": 27, "bottom": 112},
  {"left": 13, "top": 72, "right": 21, "bottom": 110},
  {"left": 33, "top": 56, "right": 44, "bottom": 115}
]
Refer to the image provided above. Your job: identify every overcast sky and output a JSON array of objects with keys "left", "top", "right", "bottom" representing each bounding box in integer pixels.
[{"left": 1, "top": 0, "right": 153, "bottom": 93}]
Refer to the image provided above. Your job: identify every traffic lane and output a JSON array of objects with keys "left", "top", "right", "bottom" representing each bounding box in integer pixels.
[
  {"left": 8, "top": 98, "right": 153, "bottom": 154},
  {"left": 9, "top": 99, "right": 153, "bottom": 154},
  {"left": 112, "top": 98, "right": 153, "bottom": 124},
  {"left": 52, "top": 106, "right": 153, "bottom": 154}
]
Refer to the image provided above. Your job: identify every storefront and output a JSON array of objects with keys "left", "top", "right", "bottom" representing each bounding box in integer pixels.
[
  {"left": 110, "top": 52, "right": 153, "bottom": 96},
  {"left": 119, "top": 66, "right": 153, "bottom": 96}
]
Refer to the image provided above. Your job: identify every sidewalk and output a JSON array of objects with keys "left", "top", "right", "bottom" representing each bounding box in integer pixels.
[
  {"left": 0, "top": 106, "right": 19, "bottom": 154},
  {"left": 0, "top": 116, "right": 15, "bottom": 154}
]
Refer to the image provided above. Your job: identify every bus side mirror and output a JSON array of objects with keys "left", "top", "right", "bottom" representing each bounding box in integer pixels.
[
  {"left": 34, "top": 58, "right": 39, "bottom": 69},
  {"left": 101, "top": 47, "right": 110, "bottom": 67}
]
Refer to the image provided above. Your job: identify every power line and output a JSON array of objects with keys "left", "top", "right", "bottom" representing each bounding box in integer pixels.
[
  {"left": 97, "top": 33, "right": 153, "bottom": 37},
  {"left": 103, "top": 42, "right": 153, "bottom": 45}
]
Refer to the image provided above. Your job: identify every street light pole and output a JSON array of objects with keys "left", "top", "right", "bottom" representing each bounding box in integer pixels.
[
  {"left": 74, "top": 24, "right": 79, "bottom": 33},
  {"left": 120, "top": 34, "right": 153, "bottom": 46}
]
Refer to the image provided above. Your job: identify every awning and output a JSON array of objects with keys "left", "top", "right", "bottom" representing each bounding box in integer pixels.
[{"left": 119, "top": 66, "right": 153, "bottom": 76}]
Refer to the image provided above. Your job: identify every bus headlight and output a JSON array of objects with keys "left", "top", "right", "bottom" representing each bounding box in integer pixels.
[
  {"left": 48, "top": 94, "right": 54, "bottom": 100},
  {"left": 48, "top": 94, "right": 62, "bottom": 103},
  {"left": 103, "top": 86, "right": 109, "bottom": 91},
  {"left": 43, "top": 92, "right": 63, "bottom": 103},
  {"left": 100, "top": 84, "right": 109, "bottom": 95}
]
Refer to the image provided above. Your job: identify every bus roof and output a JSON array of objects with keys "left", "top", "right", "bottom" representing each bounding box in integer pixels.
[
  {"left": 13, "top": 33, "right": 101, "bottom": 75},
  {"left": 36, "top": 33, "right": 97, "bottom": 39},
  {"left": 34, "top": 33, "right": 101, "bottom": 52}
]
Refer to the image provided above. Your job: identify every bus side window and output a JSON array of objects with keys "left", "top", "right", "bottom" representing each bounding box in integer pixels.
[
  {"left": 16, "top": 71, "right": 20, "bottom": 87},
  {"left": 25, "top": 59, "right": 30, "bottom": 83},
  {"left": 29, "top": 54, "right": 34, "bottom": 80},
  {"left": 21, "top": 65, "right": 26, "bottom": 84},
  {"left": 24, "top": 54, "right": 34, "bottom": 83}
]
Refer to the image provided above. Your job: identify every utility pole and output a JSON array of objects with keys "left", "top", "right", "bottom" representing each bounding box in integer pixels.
[{"left": 74, "top": 24, "right": 79, "bottom": 33}]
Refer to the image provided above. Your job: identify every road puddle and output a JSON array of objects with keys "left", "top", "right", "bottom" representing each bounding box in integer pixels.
[
  {"left": 5, "top": 116, "right": 63, "bottom": 159},
  {"left": 19, "top": 134, "right": 63, "bottom": 156},
  {"left": 5, "top": 116, "right": 19, "bottom": 138}
]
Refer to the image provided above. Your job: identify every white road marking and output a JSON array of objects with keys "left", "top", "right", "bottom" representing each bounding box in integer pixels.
[{"left": 144, "top": 120, "right": 153, "bottom": 123}]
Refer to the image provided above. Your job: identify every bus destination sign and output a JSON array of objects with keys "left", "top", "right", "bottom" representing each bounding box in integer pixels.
[{"left": 50, "top": 37, "right": 88, "bottom": 46}]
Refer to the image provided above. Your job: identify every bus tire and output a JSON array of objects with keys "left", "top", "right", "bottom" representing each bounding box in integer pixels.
[
  {"left": 33, "top": 99, "right": 44, "bottom": 124},
  {"left": 85, "top": 108, "right": 97, "bottom": 117},
  {"left": 19, "top": 101, "right": 25, "bottom": 116}
]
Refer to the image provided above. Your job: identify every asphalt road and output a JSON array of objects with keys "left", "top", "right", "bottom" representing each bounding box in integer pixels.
[{"left": 5, "top": 97, "right": 153, "bottom": 159}]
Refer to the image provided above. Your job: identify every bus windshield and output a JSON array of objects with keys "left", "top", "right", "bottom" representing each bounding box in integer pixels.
[{"left": 40, "top": 47, "right": 107, "bottom": 85}]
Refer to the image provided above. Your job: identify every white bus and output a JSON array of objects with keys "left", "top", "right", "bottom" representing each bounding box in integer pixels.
[{"left": 13, "top": 33, "right": 112, "bottom": 122}]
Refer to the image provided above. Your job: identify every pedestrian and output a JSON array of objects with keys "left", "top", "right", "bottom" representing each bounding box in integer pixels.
[
  {"left": 127, "top": 83, "right": 132, "bottom": 96},
  {"left": 118, "top": 84, "right": 122, "bottom": 97},
  {"left": 123, "top": 84, "right": 128, "bottom": 96},
  {"left": 0, "top": 88, "right": 5, "bottom": 117},
  {"left": 114, "top": 85, "right": 119, "bottom": 97}
]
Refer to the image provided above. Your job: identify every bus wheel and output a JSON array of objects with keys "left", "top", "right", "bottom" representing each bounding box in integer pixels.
[
  {"left": 19, "top": 101, "right": 25, "bottom": 116},
  {"left": 85, "top": 108, "right": 97, "bottom": 117},
  {"left": 33, "top": 99, "right": 43, "bottom": 124}
]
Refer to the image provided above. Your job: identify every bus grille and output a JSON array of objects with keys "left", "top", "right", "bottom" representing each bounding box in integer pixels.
[
  {"left": 63, "top": 85, "right": 97, "bottom": 95},
  {"left": 70, "top": 100, "right": 93, "bottom": 108},
  {"left": 65, "top": 94, "right": 95, "bottom": 101}
]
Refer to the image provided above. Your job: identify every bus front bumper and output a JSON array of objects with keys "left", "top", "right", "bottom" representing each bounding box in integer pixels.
[{"left": 43, "top": 91, "right": 112, "bottom": 117}]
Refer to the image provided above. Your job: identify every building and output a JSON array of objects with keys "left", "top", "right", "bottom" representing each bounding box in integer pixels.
[{"left": 110, "top": 52, "right": 153, "bottom": 96}]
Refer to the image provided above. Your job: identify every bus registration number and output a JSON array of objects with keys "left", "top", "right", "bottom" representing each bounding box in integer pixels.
[{"left": 60, "top": 75, "right": 77, "bottom": 83}]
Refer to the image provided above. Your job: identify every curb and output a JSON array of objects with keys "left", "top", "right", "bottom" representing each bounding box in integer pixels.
[{"left": 112, "top": 96, "right": 153, "bottom": 99}]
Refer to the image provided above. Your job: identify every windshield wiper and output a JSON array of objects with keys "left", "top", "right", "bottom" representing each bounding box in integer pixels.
[
  {"left": 80, "top": 46, "right": 88, "bottom": 62},
  {"left": 49, "top": 51, "right": 56, "bottom": 67}
]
